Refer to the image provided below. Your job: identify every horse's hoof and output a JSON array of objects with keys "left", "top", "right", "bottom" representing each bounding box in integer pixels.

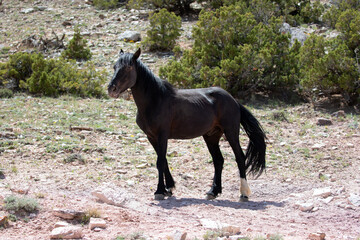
[
  {"left": 154, "top": 194, "right": 166, "bottom": 200},
  {"left": 239, "top": 195, "right": 249, "bottom": 202},
  {"left": 206, "top": 193, "right": 216, "bottom": 200},
  {"left": 165, "top": 188, "right": 174, "bottom": 197}
]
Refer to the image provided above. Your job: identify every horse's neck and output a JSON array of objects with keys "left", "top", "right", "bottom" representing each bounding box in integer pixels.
[{"left": 131, "top": 64, "right": 161, "bottom": 113}]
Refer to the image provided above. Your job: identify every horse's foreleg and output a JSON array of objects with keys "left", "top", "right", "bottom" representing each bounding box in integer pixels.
[
  {"left": 154, "top": 157, "right": 167, "bottom": 200},
  {"left": 148, "top": 134, "right": 171, "bottom": 200}
]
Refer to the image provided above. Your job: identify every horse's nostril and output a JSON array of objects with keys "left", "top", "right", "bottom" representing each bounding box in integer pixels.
[{"left": 108, "top": 84, "right": 116, "bottom": 92}]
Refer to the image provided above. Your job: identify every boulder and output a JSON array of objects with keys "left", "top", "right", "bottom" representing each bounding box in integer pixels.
[
  {"left": 91, "top": 186, "right": 132, "bottom": 207},
  {"left": 280, "top": 23, "right": 308, "bottom": 46},
  {"left": 316, "top": 118, "right": 332, "bottom": 126},
  {"left": 348, "top": 194, "right": 360, "bottom": 207},
  {"left": 53, "top": 209, "right": 86, "bottom": 220},
  {"left": 299, "top": 202, "right": 314, "bottom": 212},
  {"left": 171, "top": 230, "right": 187, "bottom": 240},
  {"left": 50, "top": 226, "right": 83, "bottom": 239},
  {"left": 118, "top": 31, "right": 141, "bottom": 42},
  {"left": 308, "top": 232, "right": 326, "bottom": 240},
  {"left": 313, "top": 187, "right": 332, "bottom": 198},
  {"left": 89, "top": 217, "right": 107, "bottom": 230}
]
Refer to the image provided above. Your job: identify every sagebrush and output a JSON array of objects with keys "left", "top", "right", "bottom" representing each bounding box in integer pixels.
[
  {"left": 0, "top": 52, "right": 107, "bottom": 98},
  {"left": 4, "top": 195, "right": 39, "bottom": 215}
]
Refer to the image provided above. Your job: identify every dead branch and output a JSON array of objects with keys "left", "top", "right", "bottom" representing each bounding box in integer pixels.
[{"left": 70, "top": 126, "right": 94, "bottom": 131}]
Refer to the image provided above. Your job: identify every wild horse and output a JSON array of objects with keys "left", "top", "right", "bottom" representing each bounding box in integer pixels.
[{"left": 108, "top": 49, "right": 266, "bottom": 201}]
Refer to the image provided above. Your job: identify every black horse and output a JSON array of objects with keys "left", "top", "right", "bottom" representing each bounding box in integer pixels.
[{"left": 108, "top": 49, "right": 266, "bottom": 201}]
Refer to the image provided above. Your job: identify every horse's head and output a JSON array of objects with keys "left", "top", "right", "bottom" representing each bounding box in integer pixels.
[{"left": 108, "top": 48, "right": 141, "bottom": 98}]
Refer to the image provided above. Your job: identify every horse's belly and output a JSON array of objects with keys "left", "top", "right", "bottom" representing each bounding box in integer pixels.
[{"left": 169, "top": 117, "right": 216, "bottom": 139}]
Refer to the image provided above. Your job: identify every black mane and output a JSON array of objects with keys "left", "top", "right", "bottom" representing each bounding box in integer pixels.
[
  {"left": 135, "top": 59, "right": 176, "bottom": 98},
  {"left": 120, "top": 53, "right": 175, "bottom": 98}
]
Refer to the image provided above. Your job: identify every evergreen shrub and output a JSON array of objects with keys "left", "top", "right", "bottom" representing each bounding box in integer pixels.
[
  {"left": 0, "top": 88, "right": 13, "bottom": 98},
  {"left": 299, "top": 35, "right": 359, "bottom": 103},
  {"left": 61, "top": 27, "right": 92, "bottom": 61},
  {"left": 0, "top": 52, "right": 33, "bottom": 89},
  {"left": 160, "top": 3, "right": 299, "bottom": 96},
  {"left": 128, "top": 0, "right": 194, "bottom": 14},
  {"left": 92, "top": 0, "right": 119, "bottom": 9},
  {"left": 0, "top": 52, "right": 107, "bottom": 98},
  {"left": 143, "top": 9, "right": 182, "bottom": 51}
]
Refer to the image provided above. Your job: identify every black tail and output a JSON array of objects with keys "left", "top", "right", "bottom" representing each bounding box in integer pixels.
[{"left": 239, "top": 104, "right": 267, "bottom": 177}]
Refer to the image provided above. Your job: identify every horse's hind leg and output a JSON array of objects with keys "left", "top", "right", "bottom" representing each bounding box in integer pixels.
[
  {"left": 203, "top": 131, "right": 224, "bottom": 200},
  {"left": 224, "top": 129, "right": 251, "bottom": 202},
  {"left": 164, "top": 160, "right": 175, "bottom": 196}
]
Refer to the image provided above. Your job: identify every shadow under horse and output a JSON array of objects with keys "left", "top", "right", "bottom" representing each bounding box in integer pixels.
[{"left": 108, "top": 49, "right": 267, "bottom": 201}]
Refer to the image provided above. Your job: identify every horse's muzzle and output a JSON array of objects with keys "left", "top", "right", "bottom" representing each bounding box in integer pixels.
[{"left": 108, "top": 84, "right": 120, "bottom": 98}]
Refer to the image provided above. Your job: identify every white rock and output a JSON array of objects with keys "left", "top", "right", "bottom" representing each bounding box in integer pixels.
[
  {"left": 118, "top": 31, "right": 141, "bottom": 42},
  {"left": 290, "top": 193, "right": 304, "bottom": 198},
  {"left": 138, "top": 137, "right": 148, "bottom": 143},
  {"left": 89, "top": 218, "right": 107, "bottom": 230},
  {"left": 50, "top": 226, "right": 83, "bottom": 239},
  {"left": 299, "top": 202, "right": 314, "bottom": 212},
  {"left": 172, "top": 230, "right": 187, "bottom": 240},
  {"left": 320, "top": 196, "right": 334, "bottom": 204},
  {"left": 312, "top": 143, "right": 326, "bottom": 150},
  {"left": 229, "top": 235, "right": 247, "bottom": 240},
  {"left": 348, "top": 194, "right": 360, "bottom": 207},
  {"left": 91, "top": 186, "right": 132, "bottom": 207},
  {"left": 200, "top": 219, "right": 240, "bottom": 235},
  {"left": 54, "top": 221, "right": 70, "bottom": 228},
  {"left": 313, "top": 187, "right": 332, "bottom": 198},
  {"left": 136, "top": 163, "right": 148, "bottom": 169},
  {"left": 20, "top": 8, "right": 35, "bottom": 14}
]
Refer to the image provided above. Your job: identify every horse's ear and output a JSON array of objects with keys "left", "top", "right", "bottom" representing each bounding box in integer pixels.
[
  {"left": 132, "top": 48, "right": 141, "bottom": 61},
  {"left": 119, "top": 49, "right": 124, "bottom": 56}
]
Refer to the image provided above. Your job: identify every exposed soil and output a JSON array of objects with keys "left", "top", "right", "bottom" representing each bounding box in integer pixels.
[{"left": 1, "top": 1, "right": 360, "bottom": 239}]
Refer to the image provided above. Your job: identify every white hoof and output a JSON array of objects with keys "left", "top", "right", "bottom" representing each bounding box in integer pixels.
[{"left": 240, "top": 178, "right": 251, "bottom": 197}]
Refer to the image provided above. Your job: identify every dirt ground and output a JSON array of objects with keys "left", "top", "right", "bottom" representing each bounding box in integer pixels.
[
  {"left": 1, "top": 0, "right": 360, "bottom": 239},
  {"left": 0, "top": 98, "right": 359, "bottom": 240}
]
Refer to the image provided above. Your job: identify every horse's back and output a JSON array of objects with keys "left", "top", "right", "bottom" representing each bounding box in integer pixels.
[{"left": 169, "top": 87, "right": 240, "bottom": 139}]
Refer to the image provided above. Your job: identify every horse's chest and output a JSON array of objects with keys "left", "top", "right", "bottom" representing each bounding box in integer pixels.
[{"left": 136, "top": 112, "right": 165, "bottom": 138}]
